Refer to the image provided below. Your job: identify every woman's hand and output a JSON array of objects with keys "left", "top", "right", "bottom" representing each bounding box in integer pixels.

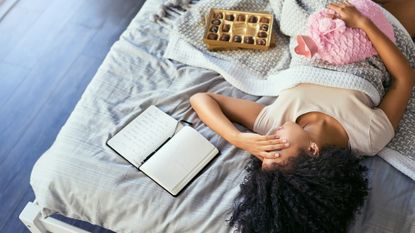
[
  {"left": 231, "top": 132, "right": 290, "bottom": 160},
  {"left": 327, "top": 1, "right": 369, "bottom": 29}
]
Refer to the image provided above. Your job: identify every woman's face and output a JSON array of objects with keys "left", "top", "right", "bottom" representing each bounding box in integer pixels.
[{"left": 262, "top": 121, "right": 311, "bottom": 170}]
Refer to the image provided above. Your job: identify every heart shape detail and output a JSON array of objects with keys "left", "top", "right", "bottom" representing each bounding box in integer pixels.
[{"left": 294, "top": 35, "right": 318, "bottom": 58}]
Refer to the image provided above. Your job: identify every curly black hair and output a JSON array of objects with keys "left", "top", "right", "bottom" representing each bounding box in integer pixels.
[{"left": 228, "top": 146, "right": 368, "bottom": 233}]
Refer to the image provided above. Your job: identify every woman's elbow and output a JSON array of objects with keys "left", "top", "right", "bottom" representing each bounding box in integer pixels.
[{"left": 190, "top": 92, "right": 209, "bottom": 109}]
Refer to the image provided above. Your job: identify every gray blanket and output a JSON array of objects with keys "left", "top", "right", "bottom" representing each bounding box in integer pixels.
[{"left": 162, "top": 0, "right": 415, "bottom": 180}]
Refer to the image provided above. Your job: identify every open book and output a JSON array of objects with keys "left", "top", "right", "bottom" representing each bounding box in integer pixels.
[{"left": 107, "top": 105, "right": 219, "bottom": 196}]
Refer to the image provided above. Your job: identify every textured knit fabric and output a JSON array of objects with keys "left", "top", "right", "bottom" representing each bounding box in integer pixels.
[
  {"left": 163, "top": 0, "right": 415, "bottom": 105},
  {"left": 296, "top": 0, "right": 396, "bottom": 65},
  {"left": 253, "top": 84, "right": 395, "bottom": 156}
]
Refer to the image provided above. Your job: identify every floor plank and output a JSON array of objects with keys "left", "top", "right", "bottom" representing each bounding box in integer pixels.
[
  {"left": 0, "top": 188, "right": 35, "bottom": 232},
  {"left": 0, "top": 0, "right": 20, "bottom": 20},
  {"left": 0, "top": 4, "right": 41, "bottom": 61},
  {"left": 0, "top": 54, "right": 101, "bottom": 191},
  {"left": 15, "top": 0, "right": 53, "bottom": 13},
  {"left": 81, "top": 0, "right": 144, "bottom": 60},
  {"left": 69, "top": 0, "right": 114, "bottom": 29},
  {"left": 0, "top": 0, "right": 145, "bottom": 231},
  {"left": 0, "top": 22, "right": 96, "bottom": 158},
  {"left": 0, "top": 62, "right": 29, "bottom": 107},
  {"left": 3, "top": 0, "right": 84, "bottom": 68}
]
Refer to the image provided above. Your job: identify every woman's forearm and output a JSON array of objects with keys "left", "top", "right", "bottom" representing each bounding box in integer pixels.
[
  {"left": 189, "top": 93, "right": 240, "bottom": 143},
  {"left": 359, "top": 18, "right": 414, "bottom": 85},
  {"left": 190, "top": 93, "right": 287, "bottom": 159}
]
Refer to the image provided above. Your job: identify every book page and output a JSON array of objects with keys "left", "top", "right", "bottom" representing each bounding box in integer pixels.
[
  {"left": 107, "top": 105, "right": 179, "bottom": 167},
  {"left": 140, "top": 126, "right": 219, "bottom": 196}
]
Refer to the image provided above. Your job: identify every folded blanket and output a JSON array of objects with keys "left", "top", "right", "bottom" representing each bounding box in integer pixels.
[{"left": 158, "top": 0, "right": 415, "bottom": 180}]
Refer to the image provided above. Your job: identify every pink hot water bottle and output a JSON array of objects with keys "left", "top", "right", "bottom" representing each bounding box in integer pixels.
[{"left": 295, "top": 0, "right": 395, "bottom": 65}]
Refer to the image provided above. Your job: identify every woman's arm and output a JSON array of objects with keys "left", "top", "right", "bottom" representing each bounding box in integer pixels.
[
  {"left": 361, "top": 18, "right": 415, "bottom": 130},
  {"left": 329, "top": 2, "right": 415, "bottom": 130},
  {"left": 189, "top": 93, "right": 288, "bottom": 160}
]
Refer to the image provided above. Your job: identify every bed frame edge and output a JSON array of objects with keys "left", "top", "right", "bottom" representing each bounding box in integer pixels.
[{"left": 19, "top": 201, "right": 90, "bottom": 233}]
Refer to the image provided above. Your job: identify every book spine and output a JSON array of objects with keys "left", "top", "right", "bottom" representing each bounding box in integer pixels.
[
  {"left": 171, "top": 148, "right": 219, "bottom": 195},
  {"left": 139, "top": 137, "right": 172, "bottom": 167}
]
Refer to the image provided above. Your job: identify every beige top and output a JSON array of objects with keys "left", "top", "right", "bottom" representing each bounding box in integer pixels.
[{"left": 253, "top": 84, "right": 395, "bottom": 156}]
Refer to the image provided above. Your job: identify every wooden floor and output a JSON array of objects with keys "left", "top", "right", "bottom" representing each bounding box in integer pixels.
[{"left": 0, "top": 0, "right": 145, "bottom": 232}]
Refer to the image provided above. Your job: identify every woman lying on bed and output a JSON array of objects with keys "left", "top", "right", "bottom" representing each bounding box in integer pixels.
[{"left": 190, "top": 2, "right": 415, "bottom": 233}]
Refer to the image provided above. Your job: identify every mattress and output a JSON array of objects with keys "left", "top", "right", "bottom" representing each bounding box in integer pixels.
[{"left": 30, "top": 0, "right": 415, "bottom": 232}]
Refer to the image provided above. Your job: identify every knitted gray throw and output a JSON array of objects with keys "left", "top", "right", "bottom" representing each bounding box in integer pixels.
[{"left": 158, "top": 0, "right": 415, "bottom": 179}]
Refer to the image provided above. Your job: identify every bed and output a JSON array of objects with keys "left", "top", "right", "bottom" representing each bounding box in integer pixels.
[{"left": 23, "top": 0, "right": 415, "bottom": 232}]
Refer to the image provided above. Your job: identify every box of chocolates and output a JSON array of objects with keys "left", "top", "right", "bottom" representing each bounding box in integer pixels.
[{"left": 203, "top": 9, "right": 274, "bottom": 51}]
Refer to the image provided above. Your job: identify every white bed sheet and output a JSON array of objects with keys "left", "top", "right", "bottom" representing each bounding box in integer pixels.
[{"left": 30, "top": 1, "right": 415, "bottom": 232}]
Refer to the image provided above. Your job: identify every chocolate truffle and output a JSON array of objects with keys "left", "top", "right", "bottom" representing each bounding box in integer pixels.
[
  {"left": 233, "top": 35, "right": 242, "bottom": 43},
  {"left": 244, "top": 36, "right": 254, "bottom": 44},
  {"left": 207, "top": 33, "right": 218, "bottom": 40},
  {"left": 222, "top": 24, "right": 231, "bottom": 32},
  {"left": 213, "top": 12, "right": 223, "bottom": 19},
  {"left": 211, "top": 19, "right": 221, "bottom": 25},
  {"left": 260, "top": 17, "right": 270, "bottom": 23},
  {"left": 225, "top": 14, "right": 235, "bottom": 21},
  {"left": 220, "top": 34, "right": 230, "bottom": 41},
  {"left": 260, "top": 24, "right": 269, "bottom": 31},
  {"left": 210, "top": 26, "right": 218, "bottom": 33},
  {"left": 257, "top": 38, "right": 266, "bottom": 45},
  {"left": 237, "top": 15, "right": 246, "bottom": 21},
  {"left": 248, "top": 16, "right": 257, "bottom": 23},
  {"left": 257, "top": 31, "right": 267, "bottom": 38}
]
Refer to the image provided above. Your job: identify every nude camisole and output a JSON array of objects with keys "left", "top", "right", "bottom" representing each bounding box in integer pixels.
[{"left": 253, "top": 84, "right": 395, "bottom": 156}]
